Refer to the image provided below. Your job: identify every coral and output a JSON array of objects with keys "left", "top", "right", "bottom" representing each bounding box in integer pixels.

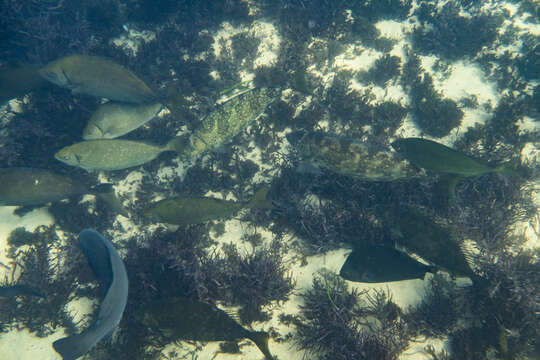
[{"left": 295, "top": 271, "right": 409, "bottom": 360}]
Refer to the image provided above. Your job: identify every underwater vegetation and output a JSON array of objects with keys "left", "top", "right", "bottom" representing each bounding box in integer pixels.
[{"left": 294, "top": 271, "right": 409, "bottom": 360}]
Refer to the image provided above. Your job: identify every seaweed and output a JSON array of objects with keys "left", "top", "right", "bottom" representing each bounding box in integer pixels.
[
  {"left": 357, "top": 54, "right": 402, "bottom": 87},
  {"left": 295, "top": 271, "right": 409, "bottom": 360}
]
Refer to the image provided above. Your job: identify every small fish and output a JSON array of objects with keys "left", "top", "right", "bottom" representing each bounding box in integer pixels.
[
  {"left": 39, "top": 54, "right": 157, "bottom": 103},
  {"left": 143, "top": 186, "right": 272, "bottom": 225},
  {"left": 383, "top": 206, "right": 476, "bottom": 278},
  {"left": 0, "top": 168, "right": 126, "bottom": 215},
  {"left": 179, "top": 88, "right": 279, "bottom": 158},
  {"left": 0, "top": 284, "right": 46, "bottom": 298},
  {"left": 0, "top": 61, "right": 48, "bottom": 104},
  {"left": 140, "top": 297, "right": 273, "bottom": 360},
  {"left": 287, "top": 131, "right": 421, "bottom": 181},
  {"left": 391, "top": 138, "right": 516, "bottom": 177},
  {"left": 83, "top": 101, "right": 163, "bottom": 140},
  {"left": 53, "top": 229, "right": 128, "bottom": 360},
  {"left": 55, "top": 137, "right": 184, "bottom": 171},
  {"left": 339, "top": 245, "right": 436, "bottom": 283}
]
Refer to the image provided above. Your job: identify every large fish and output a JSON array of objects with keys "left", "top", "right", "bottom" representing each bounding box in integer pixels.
[
  {"left": 287, "top": 130, "right": 421, "bottom": 181},
  {"left": 39, "top": 55, "right": 157, "bottom": 103},
  {"left": 53, "top": 229, "right": 128, "bottom": 360},
  {"left": 391, "top": 138, "right": 516, "bottom": 177},
  {"left": 55, "top": 137, "right": 184, "bottom": 171},
  {"left": 140, "top": 297, "right": 273, "bottom": 360},
  {"left": 83, "top": 101, "right": 163, "bottom": 140},
  {"left": 143, "top": 186, "right": 272, "bottom": 225},
  {"left": 0, "top": 168, "right": 126, "bottom": 215},
  {"left": 340, "top": 245, "right": 436, "bottom": 283},
  {"left": 178, "top": 88, "right": 279, "bottom": 158}
]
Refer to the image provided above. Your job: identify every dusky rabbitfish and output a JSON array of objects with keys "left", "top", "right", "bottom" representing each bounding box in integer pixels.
[
  {"left": 0, "top": 167, "right": 113, "bottom": 206},
  {"left": 39, "top": 54, "right": 157, "bottom": 103},
  {"left": 384, "top": 206, "right": 476, "bottom": 279},
  {"left": 391, "top": 137, "right": 516, "bottom": 177},
  {"left": 178, "top": 88, "right": 279, "bottom": 158},
  {"left": 143, "top": 186, "right": 272, "bottom": 225},
  {"left": 287, "top": 130, "right": 421, "bottom": 181},
  {"left": 53, "top": 229, "right": 128, "bottom": 360},
  {"left": 83, "top": 101, "right": 163, "bottom": 140},
  {"left": 140, "top": 297, "right": 273, "bottom": 360},
  {"left": 340, "top": 245, "right": 436, "bottom": 283},
  {"left": 55, "top": 137, "right": 184, "bottom": 171}
]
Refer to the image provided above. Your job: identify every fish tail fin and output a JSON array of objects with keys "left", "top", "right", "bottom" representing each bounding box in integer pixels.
[
  {"left": 248, "top": 331, "right": 274, "bottom": 360},
  {"left": 494, "top": 160, "right": 523, "bottom": 177},
  {"left": 91, "top": 183, "right": 129, "bottom": 217},
  {"left": 248, "top": 186, "right": 272, "bottom": 210},
  {"left": 166, "top": 135, "right": 191, "bottom": 156}
]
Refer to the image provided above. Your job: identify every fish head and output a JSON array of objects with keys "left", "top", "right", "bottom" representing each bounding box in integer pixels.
[
  {"left": 390, "top": 138, "right": 407, "bottom": 154},
  {"left": 83, "top": 123, "right": 105, "bottom": 140},
  {"left": 38, "top": 65, "right": 69, "bottom": 87},
  {"left": 285, "top": 130, "right": 307, "bottom": 147},
  {"left": 55, "top": 146, "right": 81, "bottom": 166}
]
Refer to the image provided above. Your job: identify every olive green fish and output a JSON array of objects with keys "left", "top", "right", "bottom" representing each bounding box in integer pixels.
[
  {"left": 340, "top": 245, "right": 436, "bottom": 283},
  {"left": 383, "top": 206, "right": 475, "bottom": 278},
  {"left": 83, "top": 101, "right": 163, "bottom": 139},
  {"left": 0, "top": 61, "right": 48, "bottom": 104},
  {"left": 0, "top": 168, "right": 126, "bottom": 215},
  {"left": 178, "top": 88, "right": 279, "bottom": 158},
  {"left": 287, "top": 130, "right": 421, "bottom": 181},
  {"left": 55, "top": 138, "right": 183, "bottom": 171},
  {"left": 391, "top": 138, "right": 516, "bottom": 177},
  {"left": 143, "top": 186, "right": 272, "bottom": 225},
  {"left": 39, "top": 54, "right": 157, "bottom": 103},
  {"left": 140, "top": 297, "right": 273, "bottom": 360}
]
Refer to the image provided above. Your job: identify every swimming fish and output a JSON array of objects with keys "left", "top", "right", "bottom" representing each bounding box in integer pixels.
[
  {"left": 178, "top": 88, "right": 279, "bottom": 159},
  {"left": 83, "top": 101, "right": 163, "bottom": 140},
  {"left": 53, "top": 229, "right": 128, "bottom": 360},
  {"left": 0, "top": 167, "right": 127, "bottom": 216},
  {"left": 0, "top": 284, "right": 46, "bottom": 298},
  {"left": 140, "top": 297, "right": 273, "bottom": 360},
  {"left": 55, "top": 137, "right": 184, "bottom": 171},
  {"left": 383, "top": 206, "right": 475, "bottom": 278},
  {"left": 143, "top": 186, "right": 272, "bottom": 225},
  {"left": 390, "top": 138, "right": 516, "bottom": 177},
  {"left": 0, "top": 61, "right": 48, "bottom": 104},
  {"left": 287, "top": 131, "right": 421, "bottom": 181},
  {"left": 39, "top": 55, "right": 156, "bottom": 103},
  {"left": 340, "top": 245, "right": 437, "bottom": 283}
]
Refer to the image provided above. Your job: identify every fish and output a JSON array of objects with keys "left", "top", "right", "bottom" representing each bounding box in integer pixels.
[
  {"left": 53, "top": 229, "right": 128, "bottom": 360},
  {"left": 55, "top": 137, "right": 184, "bottom": 171},
  {"left": 390, "top": 138, "right": 516, "bottom": 177},
  {"left": 0, "top": 61, "right": 48, "bottom": 104},
  {"left": 0, "top": 168, "right": 127, "bottom": 216},
  {"left": 39, "top": 55, "right": 157, "bottom": 103},
  {"left": 83, "top": 101, "right": 163, "bottom": 140},
  {"left": 178, "top": 88, "right": 279, "bottom": 158},
  {"left": 0, "top": 284, "right": 46, "bottom": 298},
  {"left": 143, "top": 186, "right": 272, "bottom": 225},
  {"left": 339, "top": 245, "right": 436, "bottom": 283},
  {"left": 140, "top": 297, "right": 273, "bottom": 360},
  {"left": 286, "top": 130, "right": 421, "bottom": 181},
  {"left": 383, "top": 206, "right": 476, "bottom": 278}
]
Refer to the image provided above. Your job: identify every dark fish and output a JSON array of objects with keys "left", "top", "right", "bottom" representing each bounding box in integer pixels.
[
  {"left": 391, "top": 138, "right": 515, "bottom": 177},
  {"left": 140, "top": 297, "right": 273, "bottom": 360},
  {"left": 53, "top": 229, "right": 128, "bottom": 360},
  {"left": 0, "top": 61, "right": 48, "bottom": 104},
  {"left": 143, "top": 186, "right": 272, "bottom": 225},
  {"left": 384, "top": 206, "right": 475, "bottom": 278},
  {"left": 0, "top": 168, "right": 127, "bottom": 216},
  {"left": 39, "top": 55, "right": 156, "bottom": 103},
  {"left": 339, "top": 245, "right": 436, "bottom": 283},
  {"left": 0, "top": 284, "right": 46, "bottom": 298},
  {"left": 287, "top": 131, "right": 421, "bottom": 181}
]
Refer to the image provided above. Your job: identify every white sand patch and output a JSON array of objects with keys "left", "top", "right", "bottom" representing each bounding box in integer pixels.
[
  {"left": 334, "top": 45, "right": 381, "bottom": 73},
  {"left": 111, "top": 24, "right": 156, "bottom": 56},
  {"left": 0, "top": 328, "right": 64, "bottom": 360}
]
